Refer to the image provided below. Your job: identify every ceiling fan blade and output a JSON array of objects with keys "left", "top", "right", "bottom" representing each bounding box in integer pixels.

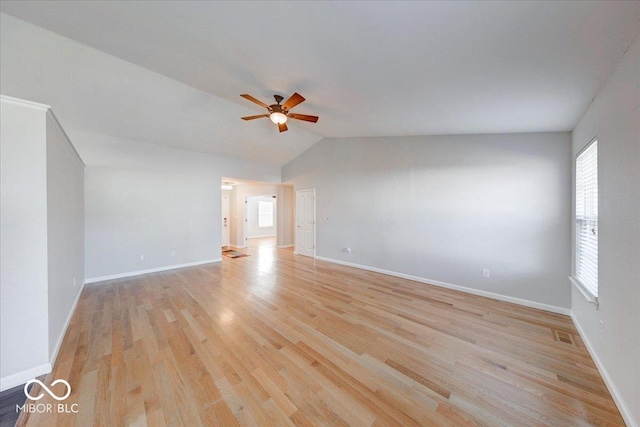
[
  {"left": 288, "top": 113, "right": 319, "bottom": 123},
  {"left": 282, "top": 92, "right": 305, "bottom": 111},
  {"left": 240, "top": 94, "right": 269, "bottom": 109},
  {"left": 278, "top": 122, "right": 288, "bottom": 132},
  {"left": 241, "top": 114, "right": 269, "bottom": 120}
]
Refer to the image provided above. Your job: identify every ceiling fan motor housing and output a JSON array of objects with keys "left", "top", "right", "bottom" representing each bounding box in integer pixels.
[{"left": 269, "top": 104, "right": 286, "bottom": 114}]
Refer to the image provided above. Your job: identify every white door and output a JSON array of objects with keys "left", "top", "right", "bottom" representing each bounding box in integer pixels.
[
  {"left": 221, "top": 194, "right": 230, "bottom": 247},
  {"left": 296, "top": 189, "right": 315, "bottom": 257}
]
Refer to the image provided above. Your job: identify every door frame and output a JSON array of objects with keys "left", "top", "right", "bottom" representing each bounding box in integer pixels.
[
  {"left": 221, "top": 193, "right": 230, "bottom": 247},
  {"left": 295, "top": 188, "right": 316, "bottom": 258},
  {"left": 243, "top": 194, "right": 277, "bottom": 247}
]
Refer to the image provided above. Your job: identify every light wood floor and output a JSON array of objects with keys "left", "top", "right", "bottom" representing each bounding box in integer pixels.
[
  {"left": 20, "top": 246, "right": 624, "bottom": 426},
  {"left": 246, "top": 236, "right": 276, "bottom": 248}
]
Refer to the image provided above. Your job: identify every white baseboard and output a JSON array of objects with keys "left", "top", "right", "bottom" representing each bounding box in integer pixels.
[
  {"left": 1, "top": 281, "right": 85, "bottom": 392},
  {"left": 2, "top": 282, "right": 85, "bottom": 392},
  {"left": 85, "top": 259, "right": 221, "bottom": 284},
  {"left": 48, "top": 280, "right": 86, "bottom": 370},
  {"left": 0, "top": 259, "right": 222, "bottom": 392},
  {"left": 0, "top": 363, "right": 51, "bottom": 392},
  {"left": 277, "top": 244, "right": 294, "bottom": 248},
  {"left": 314, "top": 256, "right": 571, "bottom": 316},
  {"left": 247, "top": 234, "right": 276, "bottom": 239},
  {"left": 571, "top": 313, "right": 637, "bottom": 427}
]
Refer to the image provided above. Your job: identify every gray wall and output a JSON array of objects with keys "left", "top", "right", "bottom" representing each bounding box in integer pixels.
[
  {"left": 72, "top": 130, "right": 280, "bottom": 281},
  {"left": 283, "top": 132, "right": 572, "bottom": 310},
  {"left": 570, "top": 33, "right": 639, "bottom": 427},
  {"left": 46, "top": 114, "right": 85, "bottom": 362},
  {"left": 0, "top": 99, "right": 50, "bottom": 387},
  {"left": 0, "top": 97, "right": 84, "bottom": 390}
]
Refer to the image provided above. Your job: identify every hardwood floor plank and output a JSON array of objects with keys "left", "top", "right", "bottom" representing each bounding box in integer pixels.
[{"left": 18, "top": 245, "right": 625, "bottom": 426}]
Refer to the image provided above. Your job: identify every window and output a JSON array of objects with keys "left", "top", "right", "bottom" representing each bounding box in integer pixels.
[
  {"left": 258, "top": 200, "right": 274, "bottom": 228},
  {"left": 575, "top": 139, "right": 598, "bottom": 299}
]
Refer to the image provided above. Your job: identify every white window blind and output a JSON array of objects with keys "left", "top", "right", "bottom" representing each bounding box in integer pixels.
[
  {"left": 258, "top": 201, "right": 274, "bottom": 228},
  {"left": 575, "top": 140, "right": 598, "bottom": 297}
]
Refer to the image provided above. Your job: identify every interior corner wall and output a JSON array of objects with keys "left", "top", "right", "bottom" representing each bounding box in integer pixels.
[
  {"left": 570, "top": 32, "right": 640, "bottom": 427},
  {"left": 71, "top": 130, "right": 280, "bottom": 281},
  {"left": 282, "top": 132, "right": 572, "bottom": 311},
  {"left": 0, "top": 100, "right": 50, "bottom": 388}
]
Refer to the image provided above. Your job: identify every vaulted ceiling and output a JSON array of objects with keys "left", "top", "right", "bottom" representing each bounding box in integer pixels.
[{"left": 2, "top": 1, "right": 639, "bottom": 166}]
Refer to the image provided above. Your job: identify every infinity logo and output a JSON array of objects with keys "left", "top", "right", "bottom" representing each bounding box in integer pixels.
[{"left": 24, "top": 379, "right": 71, "bottom": 401}]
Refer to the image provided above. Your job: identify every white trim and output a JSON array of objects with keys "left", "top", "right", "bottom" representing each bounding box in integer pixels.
[
  {"left": 569, "top": 276, "right": 599, "bottom": 308},
  {"left": 571, "top": 313, "right": 637, "bottom": 427},
  {"left": 1, "top": 94, "right": 50, "bottom": 111},
  {"left": 48, "top": 281, "right": 86, "bottom": 369},
  {"left": 221, "top": 193, "right": 230, "bottom": 247},
  {"left": 277, "top": 244, "right": 294, "bottom": 248},
  {"left": 315, "top": 256, "right": 571, "bottom": 316},
  {"left": 84, "top": 259, "right": 221, "bottom": 283},
  {"left": 1, "top": 94, "right": 86, "bottom": 167},
  {"left": 0, "top": 363, "right": 52, "bottom": 392},
  {"left": 247, "top": 234, "right": 276, "bottom": 239}
]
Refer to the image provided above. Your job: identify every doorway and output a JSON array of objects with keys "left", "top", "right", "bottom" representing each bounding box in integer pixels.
[
  {"left": 244, "top": 194, "right": 277, "bottom": 248},
  {"left": 295, "top": 189, "right": 315, "bottom": 257}
]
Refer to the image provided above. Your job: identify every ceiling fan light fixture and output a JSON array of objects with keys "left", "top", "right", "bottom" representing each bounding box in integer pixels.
[
  {"left": 240, "top": 93, "right": 317, "bottom": 132},
  {"left": 269, "top": 112, "right": 287, "bottom": 124}
]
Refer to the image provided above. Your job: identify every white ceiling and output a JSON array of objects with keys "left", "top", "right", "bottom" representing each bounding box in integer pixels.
[
  {"left": 0, "top": 13, "right": 323, "bottom": 167},
  {"left": 2, "top": 1, "right": 640, "bottom": 162}
]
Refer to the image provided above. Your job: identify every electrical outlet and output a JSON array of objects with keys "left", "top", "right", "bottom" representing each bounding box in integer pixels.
[
  {"left": 140, "top": 255, "right": 145, "bottom": 261},
  {"left": 343, "top": 247, "right": 352, "bottom": 253},
  {"left": 73, "top": 278, "right": 76, "bottom": 287},
  {"left": 171, "top": 250, "right": 176, "bottom": 257},
  {"left": 599, "top": 320, "right": 604, "bottom": 338},
  {"left": 482, "top": 269, "right": 490, "bottom": 278}
]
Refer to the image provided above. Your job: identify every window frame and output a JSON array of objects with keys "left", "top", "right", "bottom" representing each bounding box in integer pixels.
[{"left": 571, "top": 137, "right": 599, "bottom": 307}]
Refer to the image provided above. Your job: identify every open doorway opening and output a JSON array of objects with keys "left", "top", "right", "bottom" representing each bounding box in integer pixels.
[
  {"left": 220, "top": 177, "right": 295, "bottom": 252},
  {"left": 244, "top": 194, "right": 277, "bottom": 248}
]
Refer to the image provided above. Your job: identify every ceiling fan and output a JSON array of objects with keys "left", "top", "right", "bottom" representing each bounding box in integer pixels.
[{"left": 240, "top": 92, "right": 319, "bottom": 133}]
